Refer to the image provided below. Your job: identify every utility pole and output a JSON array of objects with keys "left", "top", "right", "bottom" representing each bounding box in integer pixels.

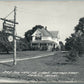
[
  {"left": 0, "top": 6, "right": 18, "bottom": 65},
  {"left": 13, "top": 6, "right": 17, "bottom": 65}
]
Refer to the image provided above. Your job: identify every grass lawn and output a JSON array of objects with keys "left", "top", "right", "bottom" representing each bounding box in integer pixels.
[
  {"left": 0, "top": 51, "right": 84, "bottom": 82},
  {"left": 0, "top": 51, "right": 53, "bottom": 59}
]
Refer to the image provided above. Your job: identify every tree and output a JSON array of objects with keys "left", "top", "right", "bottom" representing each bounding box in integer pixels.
[
  {"left": 65, "top": 35, "right": 76, "bottom": 51},
  {"left": 65, "top": 17, "right": 84, "bottom": 62},
  {"left": 0, "top": 31, "right": 13, "bottom": 53},
  {"left": 25, "top": 29, "right": 32, "bottom": 42},
  {"left": 75, "top": 17, "right": 84, "bottom": 33},
  {"left": 65, "top": 17, "right": 84, "bottom": 52}
]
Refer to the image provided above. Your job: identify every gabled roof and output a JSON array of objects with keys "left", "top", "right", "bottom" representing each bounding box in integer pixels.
[
  {"left": 35, "top": 28, "right": 52, "bottom": 37},
  {"left": 32, "top": 28, "right": 59, "bottom": 38},
  {"left": 49, "top": 31, "right": 59, "bottom": 38}
]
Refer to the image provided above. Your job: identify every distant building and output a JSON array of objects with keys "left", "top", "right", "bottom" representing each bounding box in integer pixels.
[{"left": 31, "top": 27, "right": 60, "bottom": 51}]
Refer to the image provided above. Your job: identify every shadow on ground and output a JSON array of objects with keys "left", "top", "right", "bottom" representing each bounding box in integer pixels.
[
  {"left": 0, "top": 52, "right": 13, "bottom": 55},
  {"left": 0, "top": 63, "right": 13, "bottom": 67}
]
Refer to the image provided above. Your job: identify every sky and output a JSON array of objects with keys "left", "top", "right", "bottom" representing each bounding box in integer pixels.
[{"left": 0, "top": 1, "right": 84, "bottom": 43}]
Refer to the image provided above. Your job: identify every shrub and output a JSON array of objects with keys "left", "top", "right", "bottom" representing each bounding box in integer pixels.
[{"left": 66, "top": 50, "right": 79, "bottom": 62}]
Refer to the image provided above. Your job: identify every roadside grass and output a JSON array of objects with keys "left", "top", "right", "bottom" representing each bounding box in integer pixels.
[
  {"left": 0, "top": 51, "right": 84, "bottom": 81},
  {"left": 0, "top": 51, "right": 52, "bottom": 59}
]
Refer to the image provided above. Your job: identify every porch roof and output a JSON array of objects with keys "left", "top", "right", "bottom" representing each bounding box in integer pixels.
[{"left": 31, "top": 40, "right": 57, "bottom": 44}]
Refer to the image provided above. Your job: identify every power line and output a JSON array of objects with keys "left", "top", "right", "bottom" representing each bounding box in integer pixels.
[{"left": 4, "top": 10, "right": 14, "bottom": 19}]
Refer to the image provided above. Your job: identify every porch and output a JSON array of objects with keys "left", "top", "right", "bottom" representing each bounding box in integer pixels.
[{"left": 31, "top": 40, "right": 58, "bottom": 51}]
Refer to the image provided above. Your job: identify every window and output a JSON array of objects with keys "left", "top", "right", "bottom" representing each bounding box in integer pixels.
[{"left": 35, "top": 36, "right": 41, "bottom": 40}]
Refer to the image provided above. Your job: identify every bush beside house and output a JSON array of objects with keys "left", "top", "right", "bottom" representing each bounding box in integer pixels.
[{"left": 16, "top": 38, "right": 30, "bottom": 51}]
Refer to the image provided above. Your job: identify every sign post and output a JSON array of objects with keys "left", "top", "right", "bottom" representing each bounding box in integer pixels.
[
  {"left": 13, "top": 6, "right": 17, "bottom": 65},
  {"left": 0, "top": 6, "right": 18, "bottom": 65}
]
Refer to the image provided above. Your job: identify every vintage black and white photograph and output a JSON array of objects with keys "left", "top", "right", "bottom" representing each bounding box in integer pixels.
[{"left": 0, "top": 0, "right": 84, "bottom": 83}]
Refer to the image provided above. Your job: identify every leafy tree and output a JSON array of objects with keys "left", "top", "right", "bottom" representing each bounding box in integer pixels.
[
  {"left": 75, "top": 17, "right": 84, "bottom": 33},
  {"left": 65, "top": 17, "right": 84, "bottom": 62},
  {"left": 65, "top": 34, "right": 76, "bottom": 51},
  {"left": 65, "top": 17, "right": 84, "bottom": 51},
  {"left": 0, "top": 31, "right": 13, "bottom": 53}
]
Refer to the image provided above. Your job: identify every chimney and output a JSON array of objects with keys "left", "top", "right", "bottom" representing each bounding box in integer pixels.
[{"left": 45, "top": 26, "right": 47, "bottom": 30}]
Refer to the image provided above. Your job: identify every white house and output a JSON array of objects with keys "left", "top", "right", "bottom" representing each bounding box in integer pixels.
[{"left": 31, "top": 28, "right": 60, "bottom": 51}]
